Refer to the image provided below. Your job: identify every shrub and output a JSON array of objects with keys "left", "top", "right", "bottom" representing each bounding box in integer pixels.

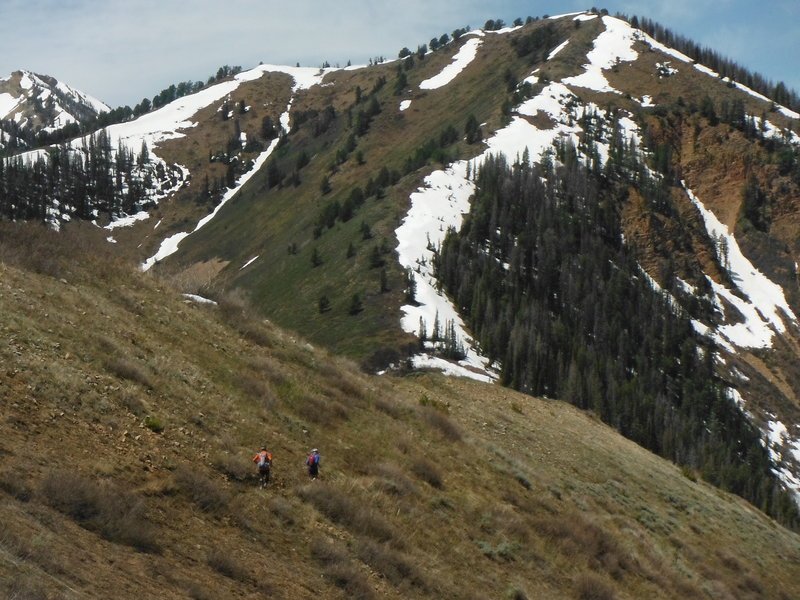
[
  {"left": 120, "top": 387, "right": 147, "bottom": 417},
  {"left": 173, "top": 466, "right": 230, "bottom": 513},
  {"left": 105, "top": 356, "right": 155, "bottom": 389},
  {"left": 237, "top": 320, "right": 275, "bottom": 348},
  {"left": 310, "top": 536, "right": 350, "bottom": 565},
  {"left": 216, "top": 288, "right": 250, "bottom": 317},
  {"left": 207, "top": 547, "right": 249, "bottom": 582},
  {"left": 40, "top": 470, "right": 159, "bottom": 552},
  {"left": 187, "top": 583, "right": 216, "bottom": 600},
  {"left": 0, "top": 469, "right": 32, "bottom": 502},
  {"left": 419, "top": 406, "right": 462, "bottom": 441},
  {"left": 299, "top": 482, "right": 394, "bottom": 541},
  {"left": 213, "top": 452, "right": 251, "bottom": 482},
  {"left": 369, "top": 462, "right": 418, "bottom": 496},
  {"left": 310, "top": 537, "right": 377, "bottom": 600},
  {"left": 513, "top": 471, "right": 532, "bottom": 490},
  {"left": 269, "top": 496, "right": 296, "bottom": 525},
  {"left": 356, "top": 538, "right": 426, "bottom": 588},
  {"left": 144, "top": 415, "right": 165, "bottom": 433},
  {"left": 322, "top": 561, "right": 377, "bottom": 600},
  {"left": 291, "top": 393, "right": 349, "bottom": 424},
  {"left": 505, "top": 586, "right": 529, "bottom": 600},
  {"left": 418, "top": 393, "right": 448, "bottom": 411},
  {"left": 574, "top": 572, "right": 616, "bottom": 600},
  {"left": 237, "top": 371, "right": 277, "bottom": 408},
  {"left": 534, "top": 514, "right": 629, "bottom": 578},
  {"left": 410, "top": 458, "right": 443, "bottom": 489},
  {"left": 477, "top": 539, "right": 519, "bottom": 561}
]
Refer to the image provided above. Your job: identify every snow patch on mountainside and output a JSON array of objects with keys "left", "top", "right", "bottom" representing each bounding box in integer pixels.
[
  {"left": 0, "top": 93, "right": 20, "bottom": 116},
  {"left": 97, "top": 64, "right": 331, "bottom": 158},
  {"left": 756, "top": 116, "right": 800, "bottom": 145},
  {"left": 765, "top": 417, "right": 800, "bottom": 496},
  {"left": 547, "top": 39, "right": 570, "bottom": 60},
  {"left": 420, "top": 37, "right": 482, "bottom": 90},
  {"left": 141, "top": 136, "right": 278, "bottom": 271},
  {"left": 684, "top": 183, "right": 797, "bottom": 349},
  {"left": 141, "top": 65, "right": 331, "bottom": 271},
  {"left": 562, "top": 16, "right": 639, "bottom": 93}
]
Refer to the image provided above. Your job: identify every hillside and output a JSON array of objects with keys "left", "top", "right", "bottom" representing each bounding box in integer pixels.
[
  {"left": 3, "top": 6, "right": 800, "bottom": 564},
  {"left": 101, "top": 11, "right": 800, "bottom": 511},
  {"left": 2, "top": 221, "right": 800, "bottom": 599}
]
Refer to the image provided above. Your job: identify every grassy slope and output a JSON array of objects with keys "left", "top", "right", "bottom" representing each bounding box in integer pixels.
[
  {"left": 152, "top": 20, "right": 578, "bottom": 365},
  {"left": 1, "top": 223, "right": 799, "bottom": 600}
]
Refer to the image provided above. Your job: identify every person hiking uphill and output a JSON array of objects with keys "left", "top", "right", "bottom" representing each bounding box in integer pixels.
[
  {"left": 306, "top": 448, "right": 320, "bottom": 480},
  {"left": 253, "top": 447, "right": 272, "bottom": 488}
]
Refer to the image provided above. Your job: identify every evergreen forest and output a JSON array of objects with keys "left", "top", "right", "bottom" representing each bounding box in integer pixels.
[
  {"left": 436, "top": 152, "right": 800, "bottom": 528},
  {"left": 0, "top": 133, "right": 178, "bottom": 223}
]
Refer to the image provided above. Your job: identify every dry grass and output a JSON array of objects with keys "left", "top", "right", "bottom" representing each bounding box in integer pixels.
[
  {"left": 236, "top": 371, "right": 278, "bottom": 409},
  {"left": 290, "top": 392, "right": 350, "bottom": 424},
  {"left": 410, "top": 457, "right": 444, "bottom": 489},
  {"left": 356, "top": 538, "right": 427, "bottom": 590},
  {"left": 2, "top": 217, "right": 800, "bottom": 599},
  {"left": 212, "top": 451, "right": 251, "bottom": 482},
  {"left": 298, "top": 482, "right": 395, "bottom": 542},
  {"left": 368, "top": 462, "right": 419, "bottom": 496},
  {"left": 206, "top": 547, "right": 250, "bottom": 582},
  {"left": 104, "top": 356, "right": 156, "bottom": 389},
  {"left": 173, "top": 466, "right": 231, "bottom": 513},
  {"left": 0, "top": 469, "right": 33, "bottom": 502},
  {"left": 268, "top": 496, "right": 297, "bottom": 525},
  {"left": 419, "top": 405, "right": 463, "bottom": 441},
  {"left": 39, "top": 470, "right": 159, "bottom": 552},
  {"left": 574, "top": 572, "right": 616, "bottom": 600},
  {"left": 310, "top": 537, "right": 378, "bottom": 600},
  {"left": 533, "top": 513, "right": 632, "bottom": 579}
]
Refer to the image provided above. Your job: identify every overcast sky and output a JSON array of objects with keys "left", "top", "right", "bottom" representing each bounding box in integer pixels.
[{"left": 1, "top": 1, "right": 797, "bottom": 107}]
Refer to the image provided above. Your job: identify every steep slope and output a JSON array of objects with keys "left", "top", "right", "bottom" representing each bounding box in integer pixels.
[
  {"left": 1, "top": 221, "right": 800, "bottom": 599},
  {"left": 4, "top": 9, "right": 800, "bottom": 526}
]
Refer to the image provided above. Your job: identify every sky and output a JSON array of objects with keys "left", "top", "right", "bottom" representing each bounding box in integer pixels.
[{"left": 1, "top": 1, "right": 798, "bottom": 107}]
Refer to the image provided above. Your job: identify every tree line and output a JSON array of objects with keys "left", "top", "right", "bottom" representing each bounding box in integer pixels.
[{"left": 623, "top": 14, "right": 800, "bottom": 112}]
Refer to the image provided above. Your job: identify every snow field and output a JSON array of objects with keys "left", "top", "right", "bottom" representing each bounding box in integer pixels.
[
  {"left": 562, "top": 16, "right": 640, "bottom": 94},
  {"left": 0, "top": 92, "right": 20, "bottom": 118},
  {"left": 141, "top": 137, "right": 279, "bottom": 271}
]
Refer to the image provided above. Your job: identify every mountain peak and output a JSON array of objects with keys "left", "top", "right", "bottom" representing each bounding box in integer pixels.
[{"left": 0, "top": 69, "right": 109, "bottom": 133}]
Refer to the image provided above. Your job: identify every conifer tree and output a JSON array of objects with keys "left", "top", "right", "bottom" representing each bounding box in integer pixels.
[{"left": 348, "top": 293, "right": 363, "bottom": 315}]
